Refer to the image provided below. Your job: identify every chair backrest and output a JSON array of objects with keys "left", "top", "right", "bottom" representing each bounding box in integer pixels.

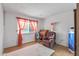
[
  {"left": 39, "top": 30, "right": 49, "bottom": 40},
  {"left": 39, "top": 30, "right": 49, "bottom": 36}
]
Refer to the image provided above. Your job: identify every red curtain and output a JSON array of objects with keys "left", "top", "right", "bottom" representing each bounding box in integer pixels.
[
  {"left": 17, "top": 17, "right": 28, "bottom": 47},
  {"left": 29, "top": 20, "right": 38, "bottom": 31}
]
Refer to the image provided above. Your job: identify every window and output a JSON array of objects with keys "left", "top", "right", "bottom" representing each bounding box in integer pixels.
[
  {"left": 17, "top": 17, "right": 38, "bottom": 34},
  {"left": 29, "top": 20, "right": 38, "bottom": 32}
]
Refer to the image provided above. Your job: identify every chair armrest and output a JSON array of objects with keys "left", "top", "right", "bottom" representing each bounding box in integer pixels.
[{"left": 49, "top": 39, "right": 53, "bottom": 42}]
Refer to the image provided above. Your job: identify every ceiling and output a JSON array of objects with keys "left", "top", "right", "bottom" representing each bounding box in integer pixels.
[{"left": 3, "top": 3, "right": 76, "bottom": 19}]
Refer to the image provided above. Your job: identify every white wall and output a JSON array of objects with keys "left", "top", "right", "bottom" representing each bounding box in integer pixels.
[
  {"left": 0, "top": 4, "right": 4, "bottom": 55},
  {"left": 4, "top": 11, "right": 44, "bottom": 48},
  {"left": 44, "top": 11, "right": 74, "bottom": 47},
  {"left": 4, "top": 7, "right": 74, "bottom": 48}
]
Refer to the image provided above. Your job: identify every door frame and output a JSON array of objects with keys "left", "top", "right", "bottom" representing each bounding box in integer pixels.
[{"left": 74, "top": 9, "right": 76, "bottom": 56}]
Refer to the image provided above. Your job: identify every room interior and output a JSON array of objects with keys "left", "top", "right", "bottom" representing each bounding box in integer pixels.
[{"left": 0, "top": 3, "right": 76, "bottom": 56}]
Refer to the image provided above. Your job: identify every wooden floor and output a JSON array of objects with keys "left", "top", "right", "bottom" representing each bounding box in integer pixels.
[
  {"left": 4, "top": 41, "right": 74, "bottom": 56},
  {"left": 53, "top": 44, "right": 74, "bottom": 56},
  {"left": 4, "top": 41, "right": 36, "bottom": 53}
]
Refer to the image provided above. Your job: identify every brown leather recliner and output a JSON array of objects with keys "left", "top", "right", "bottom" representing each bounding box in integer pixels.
[
  {"left": 39, "top": 30, "right": 49, "bottom": 41},
  {"left": 42, "top": 31, "right": 56, "bottom": 49}
]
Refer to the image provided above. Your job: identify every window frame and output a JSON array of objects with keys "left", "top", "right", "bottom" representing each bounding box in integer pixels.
[{"left": 16, "top": 17, "right": 38, "bottom": 34}]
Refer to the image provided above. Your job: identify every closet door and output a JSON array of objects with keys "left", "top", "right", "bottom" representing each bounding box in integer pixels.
[{"left": 76, "top": 3, "right": 79, "bottom": 56}]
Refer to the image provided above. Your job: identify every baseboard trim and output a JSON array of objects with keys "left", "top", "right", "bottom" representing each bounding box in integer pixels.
[
  {"left": 56, "top": 43, "right": 68, "bottom": 48},
  {"left": 4, "top": 41, "right": 35, "bottom": 49}
]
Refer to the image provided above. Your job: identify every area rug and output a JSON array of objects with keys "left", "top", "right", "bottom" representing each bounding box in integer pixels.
[{"left": 4, "top": 43, "right": 55, "bottom": 56}]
